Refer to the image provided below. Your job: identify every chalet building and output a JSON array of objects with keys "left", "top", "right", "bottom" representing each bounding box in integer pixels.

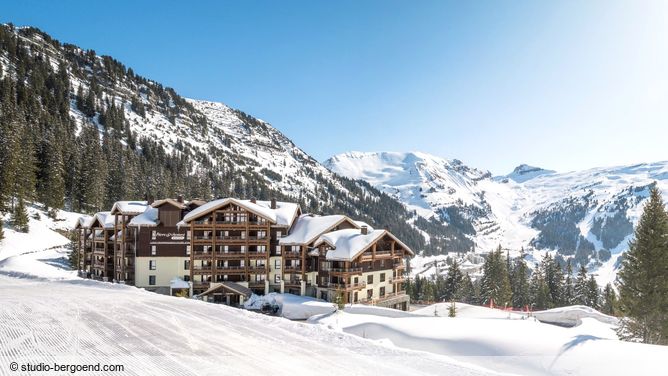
[
  {"left": 178, "top": 198, "right": 301, "bottom": 301},
  {"left": 74, "top": 216, "right": 94, "bottom": 278},
  {"left": 129, "top": 197, "right": 203, "bottom": 295},
  {"left": 278, "top": 214, "right": 361, "bottom": 296},
  {"left": 88, "top": 212, "right": 116, "bottom": 281},
  {"left": 75, "top": 196, "right": 414, "bottom": 311},
  {"left": 110, "top": 201, "right": 149, "bottom": 284},
  {"left": 313, "top": 227, "right": 412, "bottom": 310}
]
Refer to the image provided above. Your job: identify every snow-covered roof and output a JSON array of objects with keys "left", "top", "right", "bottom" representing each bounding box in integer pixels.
[
  {"left": 170, "top": 278, "right": 190, "bottom": 289},
  {"left": 279, "top": 214, "right": 359, "bottom": 246},
  {"left": 315, "top": 229, "right": 414, "bottom": 261},
  {"left": 75, "top": 215, "right": 94, "bottom": 229},
  {"left": 152, "top": 198, "right": 187, "bottom": 209},
  {"left": 243, "top": 199, "right": 300, "bottom": 228},
  {"left": 181, "top": 198, "right": 300, "bottom": 227},
  {"left": 128, "top": 207, "right": 159, "bottom": 227},
  {"left": 109, "top": 230, "right": 122, "bottom": 241},
  {"left": 353, "top": 221, "right": 374, "bottom": 230},
  {"left": 110, "top": 201, "right": 149, "bottom": 215},
  {"left": 91, "top": 212, "right": 115, "bottom": 229}
]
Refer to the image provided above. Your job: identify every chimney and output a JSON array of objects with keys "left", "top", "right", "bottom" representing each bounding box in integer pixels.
[
  {"left": 271, "top": 198, "right": 277, "bottom": 209},
  {"left": 250, "top": 197, "right": 256, "bottom": 204},
  {"left": 177, "top": 195, "right": 184, "bottom": 203},
  {"left": 361, "top": 226, "right": 368, "bottom": 235}
]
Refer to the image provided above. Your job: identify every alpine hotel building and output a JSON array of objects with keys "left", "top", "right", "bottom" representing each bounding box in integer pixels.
[{"left": 75, "top": 197, "right": 413, "bottom": 310}]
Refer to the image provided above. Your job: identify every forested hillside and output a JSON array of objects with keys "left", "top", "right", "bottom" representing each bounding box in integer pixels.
[{"left": 0, "top": 24, "right": 471, "bottom": 254}]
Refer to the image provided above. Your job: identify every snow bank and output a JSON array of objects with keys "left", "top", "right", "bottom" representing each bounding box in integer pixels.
[
  {"left": 244, "top": 292, "right": 337, "bottom": 320},
  {"left": 310, "top": 302, "right": 667, "bottom": 376},
  {"left": 528, "top": 305, "right": 620, "bottom": 327}
]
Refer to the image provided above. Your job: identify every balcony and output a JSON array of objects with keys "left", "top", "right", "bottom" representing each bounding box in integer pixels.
[
  {"left": 283, "top": 251, "right": 302, "bottom": 259},
  {"left": 247, "top": 265, "right": 268, "bottom": 274},
  {"left": 283, "top": 265, "right": 302, "bottom": 273},
  {"left": 247, "top": 251, "right": 268, "bottom": 259},
  {"left": 284, "top": 278, "right": 302, "bottom": 286},
  {"left": 393, "top": 261, "right": 406, "bottom": 269},
  {"left": 216, "top": 265, "right": 247, "bottom": 274},
  {"left": 327, "top": 282, "right": 367, "bottom": 291},
  {"left": 193, "top": 236, "right": 213, "bottom": 243},
  {"left": 329, "top": 267, "right": 363, "bottom": 276},
  {"left": 192, "top": 251, "right": 213, "bottom": 259},
  {"left": 391, "top": 276, "right": 406, "bottom": 283},
  {"left": 215, "top": 251, "right": 245, "bottom": 258}
]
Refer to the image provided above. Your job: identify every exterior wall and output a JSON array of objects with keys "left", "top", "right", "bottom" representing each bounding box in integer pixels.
[
  {"left": 268, "top": 256, "right": 282, "bottom": 290},
  {"left": 359, "top": 269, "right": 396, "bottom": 302},
  {"left": 135, "top": 256, "right": 189, "bottom": 290},
  {"left": 189, "top": 202, "right": 272, "bottom": 296}
]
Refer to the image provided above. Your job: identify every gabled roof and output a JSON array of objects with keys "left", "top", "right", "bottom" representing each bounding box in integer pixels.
[
  {"left": 128, "top": 207, "right": 159, "bottom": 227},
  {"left": 74, "top": 215, "right": 94, "bottom": 229},
  {"left": 110, "top": 201, "right": 148, "bottom": 215},
  {"left": 151, "top": 198, "right": 187, "bottom": 209},
  {"left": 90, "top": 211, "right": 115, "bottom": 229},
  {"left": 180, "top": 198, "right": 300, "bottom": 227},
  {"left": 279, "top": 214, "right": 359, "bottom": 246},
  {"left": 197, "top": 282, "right": 252, "bottom": 298},
  {"left": 314, "top": 228, "right": 414, "bottom": 261}
]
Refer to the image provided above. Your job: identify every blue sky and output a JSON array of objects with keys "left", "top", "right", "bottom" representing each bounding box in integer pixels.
[{"left": 2, "top": 1, "right": 667, "bottom": 174}]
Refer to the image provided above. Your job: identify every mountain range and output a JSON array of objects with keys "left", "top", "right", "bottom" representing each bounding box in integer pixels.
[{"left": 325, "top": 151, "right": 668, "bottom": 283}]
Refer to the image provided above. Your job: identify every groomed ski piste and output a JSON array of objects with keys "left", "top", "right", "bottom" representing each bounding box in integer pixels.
[{"left": 1, "top": 205, "right": 667, "bottom": 375}]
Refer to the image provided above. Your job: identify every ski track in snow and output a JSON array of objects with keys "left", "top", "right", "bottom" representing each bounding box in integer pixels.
[{"left": 0, "top": 276, "right": 500, "bottom": 376}]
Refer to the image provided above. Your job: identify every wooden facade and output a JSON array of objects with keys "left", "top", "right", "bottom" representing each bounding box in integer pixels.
[
  {"left": 75, "top": 197, "right": 413, "bottom": 311},
  {"left": 188, "top": 200, "right": 283, "bottom": 296}
]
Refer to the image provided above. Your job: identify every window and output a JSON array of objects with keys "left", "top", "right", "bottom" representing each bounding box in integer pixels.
[
  {"left": 184, "top": 260, "right": 190, "bottom": 270},
  {"left": 274, "top": 259, "right": 281, "bottom": 270},
  {"left": 151, "top": 231, "right": 157, "bottom": 240},
  {"left": 149, "top": 275, "right": 156, "bottom": 285},
  {"left": 183, "top": 275, "right": 190, "bottom": 282},
  {"left": 380, "top": 273, "right": 385, "bottom": 283},
  {"left": 367, "top": 275, "right": 374, "bottom": 284},
  {"left": 186, "top": 245, "right": 191, "bottom": 256},
  {"left": 275, "top": 245, "right": 281, "bottom": 255},
  {"left": 275, "top": 274, "right": 281, "bottom": 283},
  {"left": 367, "top": 289, "right": 373, "bottom": 299},
  {"left": 149, "top": 260, "right": 156, "bottom": 270},
  {"left": 380, "top": 286, "right": 386, "bottom": 297},
  {"left": 151, "top": 245, "right": 157, "bottom": 256},
  {"left": 276, "top": 231, "right": 282, "bottom": 238}
]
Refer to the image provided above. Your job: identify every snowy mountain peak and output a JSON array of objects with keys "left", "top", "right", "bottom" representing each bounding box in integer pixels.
[
  {"left": 502, "top": 164, "right": 556, "bottom": 183},
  {"left": 324, "top": 151, "right": 493, "bottom": 223}
]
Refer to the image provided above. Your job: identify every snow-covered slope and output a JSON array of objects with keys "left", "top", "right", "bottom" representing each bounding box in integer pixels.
[
  {"left": 326, "top": 152, "right": 668, "bottom": 284},
  {"left": 310, "top": 303, "right": 668, "bottom": 376},
  {"left": 0, "top": 206, "right": 496, "bottom": 376}
]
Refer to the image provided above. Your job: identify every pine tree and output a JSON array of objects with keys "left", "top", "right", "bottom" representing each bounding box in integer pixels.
[
  {"left": 459, "top": 273, "right": 476, "bottom": 304},
  {"left": 574, "top": 265, "right": 589, "bottom": 306},
  {"left": 38, "top": 128, "right": 65, "bottom": 216},
  {"left": 586, "top": 275, "right": 599, "bottom": 309},
  {"left": 529, "top": 269, "right": 549, "bottom": 310},
  {"left": 601, "top": 283, "right": 617, "bottom": 316},
  {"left": 444, "top": 259, "right": 464, "bottom": 301},
  {"left": 617, "top": 187, "right": 668, "bottom": 344},
  {"left": 510, "top": 256, "right": 531, "bottom": 308},
  {"left": 541, "top": 253, "right": 564, "bottom": 308},
  {"left": 563, "top": 259, "right": 575, "bottom": 306},
  {"left": 479, "top": 246, "right": 512, "bottom": 307},
  {"left": 12, "top": 197, "right": 29, "bottom": 232}
]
